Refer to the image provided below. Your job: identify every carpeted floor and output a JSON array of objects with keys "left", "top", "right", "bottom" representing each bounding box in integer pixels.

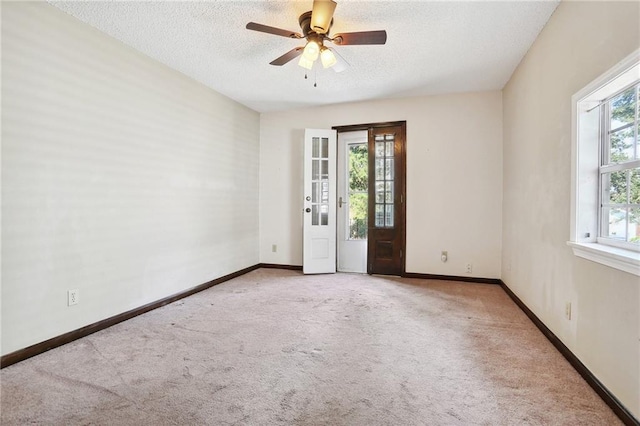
[{"left": 0, "top": 268, "right": 621, "bottom": 425}]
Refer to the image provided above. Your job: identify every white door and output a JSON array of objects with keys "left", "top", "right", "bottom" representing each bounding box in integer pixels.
[
  {"left": 303, "top": 129, "right": 337, "bottom": 274},
  {"left": 337, "top": 131, "right": 368, "bottom": 273}
]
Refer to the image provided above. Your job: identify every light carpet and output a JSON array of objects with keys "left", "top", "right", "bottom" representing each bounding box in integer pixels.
[{"left": 1, "top": 268, "right": 621, "bottom": 425}]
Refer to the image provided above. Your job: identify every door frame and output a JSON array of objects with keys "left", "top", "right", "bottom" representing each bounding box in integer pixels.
[{"left": 333, "top": 121, "right": 407, "bottom": 275}]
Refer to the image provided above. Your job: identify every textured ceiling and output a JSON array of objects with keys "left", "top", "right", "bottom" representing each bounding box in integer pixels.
[{"left": 50, "top": 1, "right": 559, "bottom": 113}]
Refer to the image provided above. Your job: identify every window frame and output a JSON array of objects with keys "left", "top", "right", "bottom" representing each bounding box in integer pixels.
[
  {"left": 569, "top": 48, "right": 640, "bottom": 276},
  {"left": 597, "top": 83, "right": 640, "bottom": 251}
]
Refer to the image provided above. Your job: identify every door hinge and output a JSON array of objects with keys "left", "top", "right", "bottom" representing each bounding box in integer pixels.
[
  {"left": 400, "top": 249, "right": 403, "bottom": 258},
  {"left": 401, "top": 194, "right": 403, "bottom": 204}
]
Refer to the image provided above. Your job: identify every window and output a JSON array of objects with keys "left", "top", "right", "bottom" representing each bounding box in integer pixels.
[
  {"left": 569, "top": 49, "right": 640, "bottom": 276},
  {"left": 599, "top": 84, "right": 640, "bottom": 249}
]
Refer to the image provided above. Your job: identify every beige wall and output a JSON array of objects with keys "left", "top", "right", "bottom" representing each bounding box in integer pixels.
[
  {"left": 1, "top": 3, "right": 260, "bottom": 355},
  {"left": 502, "top": 1, "right": 640, "bottom": 417},
  {"left": 259, "top": 92, "right": 503, "bottom": 278}
]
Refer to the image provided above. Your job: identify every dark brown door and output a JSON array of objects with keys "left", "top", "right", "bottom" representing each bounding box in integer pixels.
[{"left": 367, "top": 123, "right": 406, "bottom": 275}]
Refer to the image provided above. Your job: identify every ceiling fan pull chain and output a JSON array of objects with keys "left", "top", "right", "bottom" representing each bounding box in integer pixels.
[{"left": 314, "top": 69, "right": 317, "bottom": 88}]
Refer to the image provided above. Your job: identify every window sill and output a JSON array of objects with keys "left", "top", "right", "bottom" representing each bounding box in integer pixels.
[{"left": 567, "top": 241, "right": 640, "bottom": 276}]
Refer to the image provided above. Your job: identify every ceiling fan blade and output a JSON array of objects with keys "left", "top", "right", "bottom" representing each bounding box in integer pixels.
[
  {"left": 311, "top": 0, "right": 337, "bottom": 34},
  {"left": 329, "top": 48, "right": 349, "bottom": 73},
  {"left": 246, "top": 22, "right": 302, "bottom": 39},
  {"left": 332, "top": 30, "right": 387, "bottom": 45},
  {"left": 270, "top": 47, "right": 304, "bottom": 66}
]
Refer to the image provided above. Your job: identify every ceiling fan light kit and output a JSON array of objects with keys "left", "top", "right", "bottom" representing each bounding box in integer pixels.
[
  {"left": 320, "top": 47, "right": 337, "bottom": 68},
  {"left": 298, "top": 55, "right": 315, "bottom": 70},
  {"left": 246, "top": 0, "right": 387, "bottom": 74},
  {"left": 302, "top": 39, "right": 320, "bottom": 61}
]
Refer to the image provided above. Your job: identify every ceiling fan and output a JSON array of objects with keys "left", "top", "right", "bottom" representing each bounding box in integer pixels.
[{"left": 246, "top": 0, "right": 387, "bottom": 72}]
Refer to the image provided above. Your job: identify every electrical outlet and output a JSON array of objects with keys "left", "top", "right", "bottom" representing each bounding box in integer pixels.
[
  {"left": 68, "top": 289, "right": 79, "bottom": 306},
  {"left": 465, "top": 263, "right": 472, "bottom": 274},
  {"left": 565, "top": 302, "right": 572, "bottom": 320},
  {"left": 441, "top": 251, "right": 448, "bottom": 262},
  {"left": 272, "top": 244, "right": 277, "bottom": 253}
]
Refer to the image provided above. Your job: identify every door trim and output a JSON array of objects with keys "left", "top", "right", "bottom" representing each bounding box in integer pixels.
[{"left": 333, "top": 122, "right": 406, "bottom": 132}]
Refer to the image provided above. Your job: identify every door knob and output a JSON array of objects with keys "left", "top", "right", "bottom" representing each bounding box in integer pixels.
[{"left": 305, "top": 208, "right": 311, "bottom": 213}]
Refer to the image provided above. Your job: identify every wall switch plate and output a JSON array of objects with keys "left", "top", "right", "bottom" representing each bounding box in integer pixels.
[
  {"left": 441, "top": 251, "right": 448, "bottom": 262},
  {"left": 68, "top": 289, "right": 79, "bottom": 306},
  {"left": 272, "top": 244, "right": 277, "bottom": 253},
  {"left": 565, "top": 302, "right": 572, "bottom": 320}
]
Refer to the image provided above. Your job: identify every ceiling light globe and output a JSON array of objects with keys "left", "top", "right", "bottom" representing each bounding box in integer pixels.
[
  {"left": 298, "top": 55, "right": 314, "bottom": 70},
  {"left": 303, "top": 41, "right": 320, "bottom": 61},
  {"left": 320, "top": 48, "right": 337, "bottom": 68}
]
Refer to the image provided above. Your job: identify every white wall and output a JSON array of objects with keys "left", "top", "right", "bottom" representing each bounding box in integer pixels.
[
  {"left": 260, "top": 92, "right": 503, "bottom": 278},
  {"left": 1, "top": 3, "right": 260, "bottom": 356},
  {"left": 502, "top": 1, "right": 640, "bottom": 418}
]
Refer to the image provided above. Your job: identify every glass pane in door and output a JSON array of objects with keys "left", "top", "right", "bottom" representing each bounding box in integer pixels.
[
  {"left": 374, "top": 133, "right": 395, "bottom": 228},
  {"left": 311, "top": 137, "right": 330, "bottom": 227},
  {"left": 348, "top": 143, "right": 368, "bottom": 239}
]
